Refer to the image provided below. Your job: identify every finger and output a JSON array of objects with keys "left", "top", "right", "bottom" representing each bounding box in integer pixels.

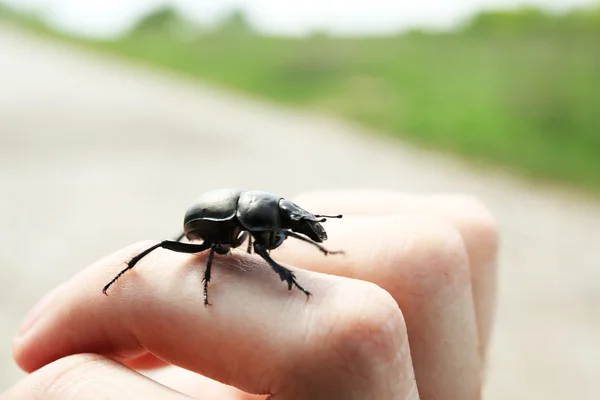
[
  {"left": 144, "top": 366, "right": 267, "bottom": 400},
  {"left": 275, "top": 215, "right": 482, "bottom": 400},
  {"left": 125, "top": 352, "right": 269, "bottom": 400},
  {"left": 293, "top": 189, "right": 498, "bottom": 359},
  {"left": 14, "top": 242, "right": 418, "bottom": 400},
  {"left": 2, "top": 353, "right": 194, "bottom": 400}
]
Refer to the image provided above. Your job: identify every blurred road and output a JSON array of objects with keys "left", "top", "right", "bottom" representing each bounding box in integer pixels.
[{"left": 1, "top": 27, "right": 599, "bottom": 399}]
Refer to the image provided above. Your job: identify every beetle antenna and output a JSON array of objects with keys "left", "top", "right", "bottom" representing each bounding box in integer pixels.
[{"left": 314, "top": 214, "right": 343, "bottom": 219}]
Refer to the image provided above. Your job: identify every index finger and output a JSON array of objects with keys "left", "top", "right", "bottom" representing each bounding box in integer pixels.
[{"left": 13, "top": 241, "right": 416, "bottom": 399}]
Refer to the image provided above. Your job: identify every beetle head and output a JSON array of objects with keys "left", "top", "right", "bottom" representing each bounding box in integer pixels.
[
  {"left": 295, "top": 219, "right": 327, "bottom": 242},
  {"left": 279, "top": 199, "right": 340, "bottom": 243}
]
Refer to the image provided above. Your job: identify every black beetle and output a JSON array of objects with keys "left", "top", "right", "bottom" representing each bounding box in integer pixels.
[{"left": 102, "top": 189, "right": 343, "bottom": 306}]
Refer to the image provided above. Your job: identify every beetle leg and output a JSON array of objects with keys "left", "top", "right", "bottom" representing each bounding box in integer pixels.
[
  {"left": 284, "top": 231, "right": 344, "bottom": 256},
  {"left": 247, "top": 235, "right": 253, "bottom": 254},
  {"left": 102, "top": 240, "right": 211, "bottom": 295},
  {"left": 253, "top": 242, "right": 311, "bottom": 298},
  {"left": 202, "top": 244, "right": 217, "bottom": 307}
]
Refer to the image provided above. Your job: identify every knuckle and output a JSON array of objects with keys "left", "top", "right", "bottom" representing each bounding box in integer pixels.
[
  {"left": 400, "top": 217, "right": 471, "bottom": 295},
  {"left": 320, "top": 281, "right": 407, "bottom": 374},
  {"left": 444, "top": 195, "right": 499, "bottom": 257},
  {"left": 286, "top": 280, "right": 412, "bottom": 397}
]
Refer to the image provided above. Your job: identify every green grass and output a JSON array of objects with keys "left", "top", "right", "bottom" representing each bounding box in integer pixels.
[{"left": 3, "top": 8, "right": 600, "bottom": 193}]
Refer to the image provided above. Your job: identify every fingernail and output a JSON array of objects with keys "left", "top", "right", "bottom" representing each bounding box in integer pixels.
[{"left": 17, "top": 284, "right": 63, "bottom": 336}]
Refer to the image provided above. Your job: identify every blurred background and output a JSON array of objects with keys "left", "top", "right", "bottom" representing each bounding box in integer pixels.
[{"left": 0, "top": 1, "right": 599, "bottom": 399}]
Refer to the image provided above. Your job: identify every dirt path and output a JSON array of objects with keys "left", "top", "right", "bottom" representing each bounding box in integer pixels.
[{"left": 1, "top": 27, "right": 598, "bottom": 399}]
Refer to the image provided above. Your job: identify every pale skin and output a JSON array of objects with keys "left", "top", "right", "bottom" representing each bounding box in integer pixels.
[{"left": 5, "top": 190, "right": 498, "bottom": 400}]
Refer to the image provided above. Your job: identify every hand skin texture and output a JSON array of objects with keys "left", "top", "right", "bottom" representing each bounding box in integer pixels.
[{"left": 4, "top": 190, "right": 498, "bottom": 400}]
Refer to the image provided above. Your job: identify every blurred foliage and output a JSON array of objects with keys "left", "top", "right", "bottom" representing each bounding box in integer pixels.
[
  {"left": 0, "top": 3, "right": 19, "bottom": 21},
  {"left": 130, "top": 6, "right": 201, "bottom": 39},
  {"left": 215, "top": 8, "right": 254, "bottom": 36},
  {"left": 130, "top": 7, "right": 253, "bottom": 37},
  {"left": 2, "top": 5, "right": 600, "bottom": 192},
  {"left": 463, "top": 6, "right": 600, "bottom": 35},
  {"left": 131, "top": 6, "right": 182, "bottom": 34},
  {"left": 0, "top": 3, "right": 56, "bottom": 32}
]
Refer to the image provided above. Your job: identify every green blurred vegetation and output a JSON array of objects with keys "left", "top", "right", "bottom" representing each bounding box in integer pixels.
[{"left": 2, "top": 5, "right": 600, "bottom": 192}]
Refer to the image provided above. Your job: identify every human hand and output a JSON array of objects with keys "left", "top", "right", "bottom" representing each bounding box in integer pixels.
[{"left": 4, "top": 190, "right": 498, "bottom": 400}]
